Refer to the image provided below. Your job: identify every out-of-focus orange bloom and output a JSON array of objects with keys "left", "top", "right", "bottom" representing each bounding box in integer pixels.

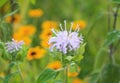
[
  {"left": 6, "top": 14, "right": 21, "bottom": 24},
  {"left": 68, "top": 72, "right": 79, "bottom": 77},
  {"left": 13, "top": 33, "right": 32, "bottom": 45},
  {"left": 72, "top": 78, "right": 83, "bottom": 83},
  {"left": 41, "top": 39, "right": 50, "bottom": 48},
  {"left": 73, "top": 20, "right": 86, "bottom": 30},
  {"left": 41, "top": 21, "right": 58, "bottom": 29},
  {"left": 68, "top": 66, "right": 81, "bottom": 77},
  {"left": 27, "top": 46, "right": 46, "bottom": 60},
  {"left": 39, "top": 29, "right": 52, "bottom": 40},
  {"left": 18, "top": 25, "right": 36, "bottom": 37},
  {"left": 29, "top": 9, "right": 43, "bottom": 17},
  {"left": 47, "top": 61, "right": 62, "bottom": 70},
  {"left": 13, "top": 25, "right": 36, "bottom": 45}
]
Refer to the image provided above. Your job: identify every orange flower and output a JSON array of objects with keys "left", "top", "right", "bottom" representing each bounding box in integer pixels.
[
  {"left": 6, "top": 14, "right": 21, "bottom": 23},
  {"left": 41, "top": 39, "right": 50, "bottom": 48},
  {"left": 39, "top": 29, "right": 52, "bottom": 40},
  {"left": 68, "top": 66, "right": 81, "bottom": 77},
  {"left": 47, "top": 61, "right": 62, "bottom": 70},
  {"left": 18, "top": 25, "right": 36, "bottom": 37},
  {"left": 13, "top": 32, "right": 32, "bottom": 46},
  {"left": 73, "top": 20, "right": 86, "bottom": 30},
  {"left": 72, "top": 78, "right": 83, "bottom": 83},
  {"left": 41, "top": 21, "right": 58, "bottom": 29},
  {"left": 68, "top": 72, "right": 79, "bottom": 77},
  {"left": 27, "top": 46, "right": 45, "bottom": 60},
  {"left": 29, "top": 9, "right": 43, "bottom": 17}
]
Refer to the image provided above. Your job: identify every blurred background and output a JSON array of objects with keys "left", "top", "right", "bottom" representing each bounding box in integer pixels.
[{"left": 0, "top": 0, "right": 120, "bottom": 83}]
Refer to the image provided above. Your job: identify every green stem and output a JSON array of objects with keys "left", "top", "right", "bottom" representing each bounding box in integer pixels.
[
  {"left": 108, "top": 4, "right": 120, "bottom": 64},
  {"left": 65, "top": 65, "right": 68, "bottom": 83},
  {"left": 16, "top": 62, "right": 24, "bottom": 83}
]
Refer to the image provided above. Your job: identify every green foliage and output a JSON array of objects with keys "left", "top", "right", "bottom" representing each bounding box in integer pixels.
[
  {"left": 99, "top": 63, "right": 120, "bottom": 83},
  {"left": 113, "top": 0, "right": 120, "bottom": 3},
  {"left": 103, "top": 30, "right": 120, "bottom": 47},
  {"left": 0, "top": 22, "right": 12, "bottom": 42},
  {"left": 0, "top": 0, "right": 8, "bottom": 7},
  {"left": 89, "top": 72, "right": 100, "bottom": 83},
  {"left": 94, "top": 30, "right": 120, "bottom": 70},
  {"left": 3, "top": 72, "right": 19, "bottom": 83},
  {"left": 36, "top": 68, "right": 58, "bottom": 83},
  {"left": 30, "top": 0, "right": 36, "bottom": 5},
  {"left": 17, "top": 45, "right": 29, "bottom": 61},
  {"left": 53, "top": 80, "right": 63, "bottom": 83}
]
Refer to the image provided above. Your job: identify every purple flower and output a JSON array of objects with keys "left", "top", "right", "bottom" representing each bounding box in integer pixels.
[
  {"left": 5, "top": 39, "right": 24, "bottom": 53},
  {"left": 48, "top": 20, "right": 83, "bottom": 54}
]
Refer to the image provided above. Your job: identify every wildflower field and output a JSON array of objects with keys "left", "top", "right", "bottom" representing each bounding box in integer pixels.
[{"left": 0, "top": 0, "right": 120, "bottom": 83}]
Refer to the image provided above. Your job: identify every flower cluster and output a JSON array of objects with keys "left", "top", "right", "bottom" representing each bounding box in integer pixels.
[
  {"left": 49, "top": 21, "right": 83, "bottom": 54},
  {"left": 5, "top": 39, "right": 24, "bottom": 53}
]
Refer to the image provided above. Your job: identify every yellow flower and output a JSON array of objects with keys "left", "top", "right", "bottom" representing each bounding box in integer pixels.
[
  {"left": 68, "top": 67, "right": 81, "bottom": 77},
  {"left": 29, "top": 9, "right": 43, "bottom": 17},
  {"left": 18, "top": 25, "right": 36, "bottom": 37},
  {"left": 6, "top": 14, "right": 21, "bottom": 23},
  {"left": 73, "top": 20, "right": 86, "bottom": 30},
  {"left": 68, "top": 72, "right": 79, "bottom": 77},
  {"left": 27, "top": 46, "right": 45, "bottom": 60},
  {"left": 39, "top": 29, "right": 52, "bottom": 40},
  {"left": 41, "top": 39, "right": 50, "bottom": 48},
  {"left": 47, "top": 61, "right": 62, "bottom": 70},
  {"left": 13, "top": 33, "right": 32, "bottom": 45},
  {"left": 22, "top": 37, "right": 32, "bottom": 45},
  {"left": 72, "top": 78, "right": 83, "bottom": 83},
  {"left": 41, "top": 21, "right": 58, "bottom": 29}
]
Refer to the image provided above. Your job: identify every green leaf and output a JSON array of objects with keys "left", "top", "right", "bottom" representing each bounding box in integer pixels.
[
  {"left": 113, "top": 0, "right": 120, "bottom": 3},
  {"left": 4, "top": 2, "right": 19, "bottom": 18},
  {"left": 17, "top": 45, "right": 28, "bottom": 61},
  {"left": 30, "top": 0, "right": 36, "bottom": 5},
  {"left": 53, "top": 80, "right": 63, "bottom": 83},
  {"left": 3, "top": 72, "right": 18, "bottom": 83},
  {"left": 77, "top": 43, "right": 86, "bottom": 55},
  {"left": 100, "top": 63, "right": 120, "bottom": 83},
  {"left": 73, "top": 55, "right": 83, "bottom": 62},
  {"left": 89, "top": 72, "right": 100, "bottom": 83},
  {"left": 8, "top": 62, "right": 16, "bottom": 69},
  {"left": 4, "top": 9, "right": 19, "bottom": 17},
  {"left": 65, "top": 56, "right": 73, "bottom": 61},
  {"left": 36, "top": 68, "right": 58, "bottom": 83},
  {"left": 103, "top": 30, "right": 120, "bottom": 47},
  {"left": 0, "top": 0, "right": 8, "bottom": 7}
]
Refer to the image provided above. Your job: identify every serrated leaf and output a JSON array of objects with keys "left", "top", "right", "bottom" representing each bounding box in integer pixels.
[
  {"left": 3, "top": 72, "right": 18, "bottom": 83},
  {"left": 0, "top": 0, "right": 8, "bottom": 7},
  {"left": 36, "top": 68, "right": 58, "bottom": 83},
  {"left": 103, "top": 30, "right": 120, "bottom": 47}
]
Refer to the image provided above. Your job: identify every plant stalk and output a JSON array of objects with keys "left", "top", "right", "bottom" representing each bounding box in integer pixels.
[
  {"left": 16, "top": 62, "right": 24, "bottom": 83},
  {"left": 65, "top": 64, "right": 68, "bottom": 83}
]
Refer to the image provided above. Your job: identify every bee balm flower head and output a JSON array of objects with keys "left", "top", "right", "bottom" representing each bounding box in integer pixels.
[
  {"left": 48, "top": 20, "right": 83, "bottom": 54},
  {"left": 5, "top": 39, "right": 24, "bottom": 53}
]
